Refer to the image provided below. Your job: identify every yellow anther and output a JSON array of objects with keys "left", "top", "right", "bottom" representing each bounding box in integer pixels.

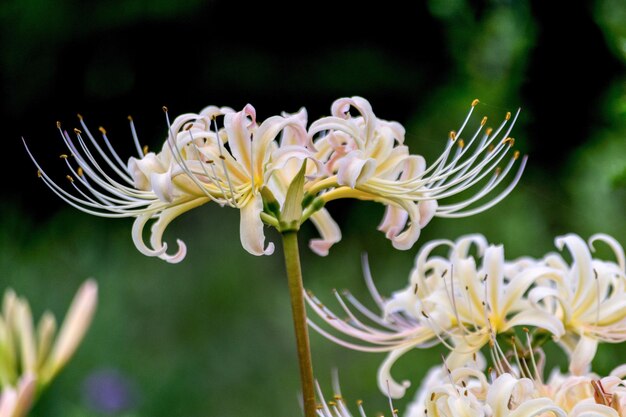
[
  {"left": 481, "top": 116, "right": 487, "bottom": 126},
  {"left": 59, "top": 154, "right": 68, "bottom": 159},
  {"left": 333, "top": 395, "right": 342, "bottom": 400},
  {"left": 430, "top": 393, "right": 435, "bottom": 401},
  {"left": 98, "top": 126, "right": 106, "bottom": 135},
  {"left": 73, "top": 128, "right": 82, "bottom": 134},
  {"left": 219, "top": 155, "right": 226, "bottom": 160},
  {"left": 56, "top": 121, "right": 61, "bottom": 129},
  {"left": 471, "top": 98, "right": 480, "bottom": 107},
  {"left": 37, "top": 170, "right": 42, "bottom": 178},
  {"left": 77, "top": 167, "right": 84, "bottom": 177},
  {"left": 449, "top": 130, "right": 457, "bottom": 141},
  {"left": 458, "top": 139, "right": 465, "bottom": 148},
  {"left": 162, "top": 106, "right": 168, "bottom": 112},
  {"left": 356, "top": 400, "right": 363, "bottom": 406},
  {"left": 505, "top": 111, "right": 511, "bottom": 121},
  {"left": 488, "top": 144, "right": 495, "bottom": 153},
  {"left": 66, "top": 175, "right": 74, "bottom": 182},
  {"left": 77, "top": 113, "right": 83, "bottom": 120},
  {"left": 328, "top": 401, "right": 336, "bottom": 407},
  {"left": 206, "top": 159, "right": 214, "bottom": 164},
  {"left": 495, "top": 167, "right": 502, "bottom": 176},
  {"left": 514, "top": 150, "right": 520, "bottom": 160},
  {"left": 523, "top": 327, "right": 529, "bottom": 333},
  {"left": 485, "top": 127, "right": 493, "bottom": 136},
  {"left": 127, "top": 115, "right": 133, "bottom": 121},
  {"left": 143, "top": 145, "right": 149, "bottom": 156},
  {"left": 503, "top": 137, "right": 515, "bottom": 146}
]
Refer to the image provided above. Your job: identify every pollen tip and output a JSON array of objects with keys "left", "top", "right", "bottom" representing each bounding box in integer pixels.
[
  {"left": 77, "top": 167, "right": 84, "bottom": 176},
  {"left": 59, "top": 154, "right": 68, "bottom": 159},
  {"left": 56, "top": 121, "right": 61, "bottom": 129},
  {"left": 505, "top": 111, "right": 512, "bottom": 121},
  {"left": 481, "top": 116, "right": 487, "bottom": 126},
  {"left": 73, "top": 128, "right": 82, "bottom": 134},
  {"left": 471, "top": 99, "right": 480, "bottom": 107},
  {"left": 37, "top": 170, "right": 42, "bottom": 178},
  {"left": 449, "top": 130, "right": 457, "bottom": 141},
  {"left": 357, "top": 400, "right": 363, "bottom": 405},
  {"left": 127, "top": 115, "right": 133, "bottom": 121},
  {"left": 98, "top": 126, "right": 106, "bottom": 135},
  {"left": 485, "top": 127, "right": 493, "bottom": 136},
  {"left": 513, "top": 150, "right": 520, "bottom": 160},
  {"left": 503, "top": 137, "right": 515, "bottom": 146},
  {"left": 66, "top": 175, "right": 74, "bottom": 182},
  {"left": 142, "top": 145, "right": 149, "bottom": 156},
  {"left": 495, "top": 167, "right": 502, "bottom": 176},
  {"left": 458, "top": 139, "right": 465, "bottom": 148},
  {"left": 487, "top": 144, "right": 495, "bottom": 153},
  {"left": 77, "top": 113, "right": 83, "bottom": 120},
  {"left": 219, "top": 155, "right": 226, "bottom": 160},
  {"left": 162, "top": 106, "right": 168, "bottom": 113}
]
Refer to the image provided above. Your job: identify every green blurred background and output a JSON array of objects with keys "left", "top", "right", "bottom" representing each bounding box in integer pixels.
[{"left": 2, "top": 0, "right": 626, "bottom": 415}]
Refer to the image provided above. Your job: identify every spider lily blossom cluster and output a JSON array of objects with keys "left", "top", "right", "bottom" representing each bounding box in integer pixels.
[
  {"left": 25, "top": 97, "right": 526, "bottom": 263},
  {"left": 308, "top": 233, "right": 626, "bottom": 400},
  {"left": 0, "top": 279, "right": 97, "bottom": 416}
]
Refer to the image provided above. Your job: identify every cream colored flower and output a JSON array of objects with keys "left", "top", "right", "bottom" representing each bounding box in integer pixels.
[
  {"left": 25, "top": 105, "right": 319, "bottom": 262},
  {"left": 308, "top": 235, "right": 563, "bottom": 398},
  {"left": 529, "top": 234, "right": 626, "bottom": 375},
  {"left": 307, "top": 97, "right": 526, "bottom": 251},
  {"left": 0, "top": 280, "right": 97, "bottom": 389}
]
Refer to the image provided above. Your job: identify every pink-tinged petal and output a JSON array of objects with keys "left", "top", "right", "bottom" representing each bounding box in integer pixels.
[
  {"left": 378, "top": 205, "right": 408, "bottom": 242},
  {"left": 224, "top": 104, "right": 256, "bottom": 175},
  {"left": 378, "top": 120, "right": 405, "bottom": 145},
  {"left": 239, "top": 195, "right": 275, "bottom": 256},
  {"left": 279, "top": 108, "right": 310, "bottom": 147},
  {"left": 418, "top": 200, "right": 437, "bottom": 228},
  {"left": 42, "top": 280, "right": 98, "bottom": 384},
  {"left": 382, "top": 200, "right": 422, "bottom": 251},
  {"left": 309, "top": 209, "right": 341, "bottom": 256},
  {"left": 336, "top": 152, "right": 377, "bottom": 188},
  {"left": 378, "top": 345, "right": 413, "bottom": 399},
  {"left": 331, "top": 97, "right": 376, "bottom": 141},
  {"left": 569, "top": 335, "right": 598, "bottom": 375},
  {"left": 11, "top": 374, "right": 36, "bottom": 417}
]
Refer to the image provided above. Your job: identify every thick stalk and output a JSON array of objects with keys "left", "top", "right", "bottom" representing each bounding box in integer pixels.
[{"left": 281, "top": 231, "right": 316, "bottom": 417}]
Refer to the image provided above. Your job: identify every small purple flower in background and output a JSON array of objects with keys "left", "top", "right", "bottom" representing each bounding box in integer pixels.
[{"left": 82, "top": 369, "right": 138, "bottom": 414}]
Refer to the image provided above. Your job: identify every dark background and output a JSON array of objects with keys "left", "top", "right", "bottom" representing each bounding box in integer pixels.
[{"left": 2, "top": 0, "right": 626, "bottom": 416}]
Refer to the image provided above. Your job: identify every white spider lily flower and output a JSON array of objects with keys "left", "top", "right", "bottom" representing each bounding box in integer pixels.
[
  {"left": 530, "top": 234, "right": 626, "bottom": 375},
  {"left": 25, "top": 105, "right": 320, "bottom": 262},
  {"left": 0, "top": 374, "right": 36, "bottom": 417},
  {"left": 307, "top": 235, "right": 563, "bottom": 398},
  {"left": 307, "top": 97, "right": 527, "bottom": 251},
  {"left": 0, "top": 280, "right": 97, "bottom": 389}
]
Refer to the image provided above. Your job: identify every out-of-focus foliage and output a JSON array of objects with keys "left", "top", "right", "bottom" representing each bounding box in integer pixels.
[{"left": 2, "top": 0, "right": 625, "bottom": 415}]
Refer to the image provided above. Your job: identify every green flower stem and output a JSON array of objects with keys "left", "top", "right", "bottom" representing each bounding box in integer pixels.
[{"left": 281, "top": 231, "right": 316, "bottom": 417}]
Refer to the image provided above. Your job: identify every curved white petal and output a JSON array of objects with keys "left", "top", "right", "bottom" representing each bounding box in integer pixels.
[
  {"left": 309, "top": 209, "right": 341, "bottom": 256},
  {"left": 569, "top": 334, "right": 598, "bottom": 375},
  {"left": 569, "top": 401, "right": 620, "bottom": 417},
  {"left": 378, "top": 344, "right": 413, "bottom": 399},
  {"left": 336, "top": 152, "right": 377, "bottom": 188},
  {"left": 239, "top": 195, "right": 275, "bottom": 256}
]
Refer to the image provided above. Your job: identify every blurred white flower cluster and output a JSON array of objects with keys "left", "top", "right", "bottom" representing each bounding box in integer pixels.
[
  {"left": 26, "top": 98, "right": 525, "bottom": 263},
  {"left": 309, "top": 233, "right": 626, "bottom": 416},
  {"left": 0, "top": 280, "right": 97, "bottom": 417}
]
